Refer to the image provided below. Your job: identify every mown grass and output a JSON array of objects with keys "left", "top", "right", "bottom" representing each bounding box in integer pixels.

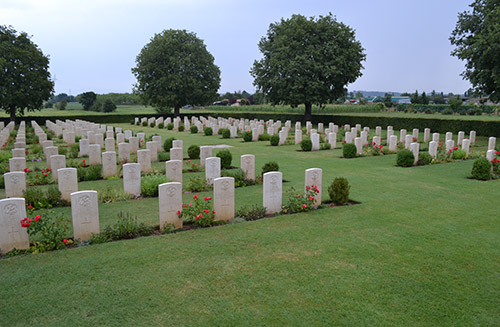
[{"left": 0, "top": 124, "right": 499, "bottom": 326}]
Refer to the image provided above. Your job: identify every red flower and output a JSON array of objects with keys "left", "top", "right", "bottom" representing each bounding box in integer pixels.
[
  {"left": 63, "top": 239, "right": 68, "bottom": 244},
  {"left": 177, "top": 210, "right": 181, "bottom": 215},
  {"left": 212, "top": 211, "right": 215, "bottom": 214},
  {"left": 302, "top": 204, "right": 307, "bottom": 208},
  {"left": 34, "top": 215, "right": 41, "bottom": 222},
  {"left": 189, "top": 203, "right": 192, "bottom": 207},
  {"left": 28, "top": 205, "right": 33, "bottom": 210},
  {"left": 25, "top": 151, "right": 28, "bottom": 154},
  {"left": 203, "top": 209, "right": 209, "bottom": 213},
  {"left": 193, "top": 194, "right": 198, "bottom": 200},
  {"left": 207, "top": 196, "right": 211, "bottom": 201},
  {"left": 308, "top": 196, "right": 314, "bottom": 201}
]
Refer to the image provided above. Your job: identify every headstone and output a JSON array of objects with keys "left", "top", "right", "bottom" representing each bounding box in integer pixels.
[
  {"left": 375, "top": 126, "right": 382, "bottom": 137},
  {"left": 137, "top": 132, "right": 146, "bottom": 146},
  {"left": 58, "top": 168, "right": 78, "bottom": 201},
  {"left": 12, "top": 148, "right": 25, "bottom": 158},
  {"left": 95, "top": 133, "right": 104, "bottom": 147},
  {"left": 89, "top": 144, "right": 101, "bottom": 165},
  {"left": 9, "top": 157, "right": 26, "bottom": 172},
  {"left": 412, "top": 129, "right": 419, "bottom": 140},
  {"left": 488, "top": 137, "right": 496, "bottom": 151},
  {"left": 124, "top": 130, "right": 132, "bottom": 140},
  {"left": 305, "top": 168, "right": 322, "bottom": 205},
  {"left": 405, "top": 135, "right": 413, "bottom": 149},
  {"left": 446, "top": 140, "right": 455, "bottom": 152},
  {"left": 200, "top": 146, "right": 212, "bottom": 167},
  {"left": 424, "top": 128, "right": 431, "bottom": 142},
  {"left": 165, "top": 160, "right": 182, "bottom": 183},
  {"left": 4, "top": 172, "right": 26, "bottom": 198},
  {"left": 278, "top": 130, "right": 287, "bottom": 145},
  {"left": 146, "top": 142, "right": 158, "bottom": 161},
  {"left": 462, "top": 139, "right": 471, "bottom": 158},
  {"left": 432, "top": 133, "right": 440, "bottom": 143},
  {"left": 137, "top": 149, "right": 151, "bottom": 173},
  {"left": 79, "top": 139, "right": 89, "bottom": 157},
  {"left": 0, "top": 198, "right": 29, "bottom": 254},
  {"left": 152, "top": 136, "right": 162, "bottom": 153},
  {"left": 311, "top": 133, "right": 320, "bottom": 151},
  {"left": 354, "top": 137, "right": 363, "bottom": 155},
  {"left": 400, "top": 129, "right": 407, "bottom": 144},
  {"left": 389, "top": 135, "right": 398, "bottom": 152},
  {"left": 205, "top": 157, "right": 221, "bottom": 185},
  {"left": 70, "top": 191, "right": 99, "bottom": 241},
  {"left": 328, "top": 132, "right": 337, "bottom": 148},
  {"left": 214, "top": 177, "right": 235, "bottom": 222},
  {"left": 295, "top": 129, "right": 302, "bottom": 144},
  {"left": 263, "top": 172, "right": 282, "bottom": 214},
  {"left": 116, "top": 133, "right": 125, "bottom": 144},
  {"left": 158, "top": 182, "right": 183, "bottom": 229},
  {"left": 129, "top": 136, "right": 139, "bottom": 154},
  {"left": 446, "top": 132, "right": 453, "bottom": 142},
  {"left": 170, "top": 147, "right": 183, "bottom": 161},
  {"left": 50, "top": 155, "right": 66, "bottom": 181},
  {"left": 486, "top": 150, "right": 496, "bottom": 161},
  {"left": 105, "top": 138, "right": 115, "bottom": 152},
  {"left": 123, "top": 163, "right": 141, "bottom": 196},
  {"left": 45, "top": 146, "right": 58, "bottom": 166},
  {"left": 429, "top": 141, "right": 438, "bottom": 159},
  {"left": 118, "top": 142, "right": 130, "bottom": 163},
  {"left": 102, "top": 151, "right": 117, "bottom": 178},
  {"left": 240, "top": 154, "right": 255, "bottom": 181},
  {"left": 470, "top": 131, "right": 476, "bottom": 145},
  {"left": 410, "top": 142, "right": 419, "bottom": 165},
  {"left": 457, "top": 131, "right": 465, "bottom": 146}
]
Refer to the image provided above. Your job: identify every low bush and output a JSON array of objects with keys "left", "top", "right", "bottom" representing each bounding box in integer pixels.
[
  {"left": 163, "top": 137, "right": 176, "bottom": 152},
  {"left": 142, "top": 121, "right": 148, "bottom": 127},
  {"left": 216, "top": 149, "right": 232, "bottom": 169},
  {"left": 243, "top": 131, "right": 252, "bottom": 142},
  {"left": 301, "top": 139, "right": 312, "bottom": 151},
  {"left": 150, "top": 122, "right": 155, "bottom": 128},
  {"left": 186, "top": 176, "right": 210, "bottom": 192},
  {"left": 270, "top": 135, "right": 279, "bottom": 146},
  {"left": 396, "top": 149, "right": 415, "bottom": 167},
  {"left": 328, "top": 177, "right": 350, "bottom": 205},
  {"left": 89, "top": 211, "right": 155, "bottom": 244},
  {"left": 471, "top": 157, "right": 491, "bottom": 180},
  {"left": 417, "top": 152, "right": 432, "bottom": 166},
  {"left": 24, "top": 185, "right": 63, "bottom": 210},
  {"left": 320, "top": 143, "right": 331, "bottom": 150},
  {"left": 281, "top": 186, "right": 319, "bottom": 214},
  {"left": 167, "top": 123, "right": 174, "bottom": 130},
  {"left": 158, "top": 152, "right": 169, "bottom": 161},
  {"left": 141, "top": 175, "right": 168, "bottom": 197},
  {"left": 221, "top": 129, "right": 230, "bottom": 139},
  {"left": 179, "top": 194, "right": 218, "bottom": 227},
  {"left": 188, "top": 145, "right": 200, "bottom": 159},
  {"left": 221, "top": 168, "right": 255, "bottom": 187},
  {"left": 235, "top": 204, "right": 267, "bottom": 221},
  {"left": 98, "top": 187, "right": 133, "bottom": 203},
  {"left": 261, "top": 161, "right": 279, "bottom": 176},
  {"left": 190, "top": 125, "right": 198, "bottom": 134},
  {"left": 204, "top": 127, "right": 213, "bottom": 136},
  {"left": 19, "top": 211, "right": 70, "bottom": 253},
  {"left": 178, "top": 125, "right": 185, "bottom": 132},
  {"left": 77, "top": 165, "right": 103, "bottom": 181},
  {"left": 452, "top": 149, "right": 467, "bottom": 160},
  {"left": 68, "top": 144, "right": 79, "bottom": 158},
  {"left": 158, "top": 123, "right": 164, "bottom": 129},
  {"left": 258, "top": 134, "right": 270, "bottom": 141},
  {"left": 342, "top": 143, "right": 357, "bottom": 158}
]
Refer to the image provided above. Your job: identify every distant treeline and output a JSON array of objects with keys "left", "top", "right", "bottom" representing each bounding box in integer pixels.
[{"left": 48, "top": 92, "right": 141, "bottom": 105}]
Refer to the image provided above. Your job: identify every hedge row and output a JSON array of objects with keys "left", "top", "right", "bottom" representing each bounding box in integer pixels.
[{"left": 4, "top": 112, "right": 500, "bottom": 136}]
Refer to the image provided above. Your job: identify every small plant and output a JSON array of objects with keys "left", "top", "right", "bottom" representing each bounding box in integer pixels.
[
  {"left": 186, "top": 176, "right": 210, "bottom": 192},
  {"left": 417, "top": 152, "right": 432, "bottom": 166},
  {"left": 301, "top": 139, "right": 312, "bottom": 151},
  {"left": 141, "top": 174, "right": 168, "bottom": 197},
  {"left": 98, "top": 186, "right": 133, "bottom": 203},
  {"left": 184, "top": 160, "right": 200, "bottom": 172},
  {"left": 163, "top": 137, "right": 176, "bottom": 152},
  {"left": 178, "top": 194, "right": 217, "bottom": 227},
  {"left": 149, "top": 122, "right": 155, "bottom": 128},
  {"left": 136, "top": 121, "right": 140, "bottom": 126},
  {"left": 204, "top": 127, "right": 213, "bottom": 136},
  {"left": 452, "top": 148, "right": 467, "bottom": 160},
  {"left": 261, "top": 161, "right": 279, "bottom": 176},
  {"left": 270, "top": 134, "right": 279, "bottom": 146},
  {"left": 396, "top": 149, "right": 415, "bottom": 167},
  {"left": 368, "top": 143, "right": 384, "bottom": 156},
  {"left": 19, "top": 211, "right": 70, "bottom": 253},
  {"left": 235, "top": 204, "right": 267, "bottom": 221},
  {"left": 342, "top": 143, "right": 357, "bottom": 158},
  {"left": 89, "top": 211, "right": 155, "bottom": 244},
  {"left": 158, "top": 123, "right": 164, "bottom": 129},
  {"left": 216, "top": 149, "right": 232, "bottom": 169},
  {"left": 328, "top": 177, "right": 350, "bottom": 205},
  {"left": 221, "top": 168, "right": 255, "bottom": 187},
  {"left": 320, "top": 143, "right": 331, "bottom": 150},
  {"left": 188, "top": 145, "right": 200, "bottom": 159},
  {"left": 281, "top": 186, "right": 319, "bottom": 214},
  {"left": 158, "top": 152, "right": 169, "bottom": 161},
  {"left": 221, "top": 129, "right": 230, "bottom": 139},
  {"left": 258, "top": 134, "right": 270, "bottom": 141},
  {"left": 243, "top": 131, "right": 252, "bottom": 142},
  {"left": 178, "top": 125, "right": 185, "bottom": 132},
  {"left": 142, "top": 121, "right": 148, "bottom": 127},
  {"left": 471, "top": 157, "right": 491, "bottom": 180},
  {"left": 167, "top": 123, "right": 174, "bottom": 130},
  {"left": 69, "top": 143, "right": 79, "bottom": 158},
  {"left": 190, "top": 125, "right": 198, "bottom": 134},
  {"left": 23, "top": 185, "right": 63, "bottom": 209}
]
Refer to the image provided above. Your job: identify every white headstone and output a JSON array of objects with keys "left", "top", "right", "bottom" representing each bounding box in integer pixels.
[
  {"left": 311, "top": 133, "right": 320, "bottom": 151},
  {"left": 305, "top": 168, "right": 322, "bottom": 205},
  {"left": 429, "top": 141, "right": 438, "bottom": 159},
  {"left": 205, "top": 157, "right": 221, "bottom": 185},
  {"left": 129, "top": 136, "right": 139, "bottom": 154},
  {"left": 410, "top": 142, "right": 419, "bottom": 165},
  {"left": 170, "top": 147, "right": 183, "bottom": 161},
  {"left": 423, "top": 128, "right": 431, "bottom": 142},
  {"left": 118, "top": 142, "right": 130, "bottom": 163},
  {"left": 9, "top": 157, "right": 26, "bottom": 172},
  {"left": 88, "top": 144, "right": 101, "bottom": 165},
  {"left": 405, "top": 135, "right": 413, "bottom": 149},
  {"left": 50, "top": 155, "right": 66, "bottom": 181},
  {"left": 457, "top": 131, "right": 465, "bottom": 146},
  {"left": 137, "top": 149, "right": 151, "bottom": 172},
  {"left": 123, "top": 163, "right": 141, "bottom": 196},
  {"left": 389, "top": 135, "right": 398, "bottom": 152},
  {"left": 159, "top": 182, "right": 183, "bottom": 229},
  {"left": 214, "top": 177, "right": 235, "bottom": 222},
  {"left": 462, "top": 139, "right": 471, "bottom": 158},
  {"left": 328, "top": 132, "right": 337, "bottom": 149},
  {"left": 165, "top": 160, "right": 182, "bottom": 183},
  {"left": 432, "top": 133, "right": 440, "bottom": 143},
  {"left": 469, "top": 131, "right": 476, "bottom": 145},
  {"left": 263, "top": 172, "right": 282, "bottom": 214},
  {"left": 146, "top": 142, "right": 158, "bottom": 161},
  {"left": 102, "top": 151, "right": 117, "bottom": 178},
  {"left": 295, "top": 129, "right": 302, "bottom": 144},
  {"left": 70, "top": 191, "right": 99, "bottom": 241},
  {"left": 354, "top": 137, "right": 363, "bottom": 155},
  {"left": 400, "top": 129, "right": 407, "bottom": 144},
  {"left": 79, "top": 139, "right": 89, "bottom": 157},
  {"left": 488, "top": 137, "right": 496, "bottom": 151},
  {"left": 105, "top": 138, "right": 115, "bottom": 152},
  {"left": 45, "top": 146, "right": 58, "bottom": 166},
  {"left": 58, "top": 168, "right": 78, "bottom": 201},
  {"left": 200, "top": 146, "right": 212, "bottom": 167},
  {"left": 241, "top": 154, "right": 255, "bottom": 181},
  {"left": 4, "top": 172, "right": 26, "bottom": 198},
  {"left": 0, "top": 198, "right": 29, "bottom": 254}
]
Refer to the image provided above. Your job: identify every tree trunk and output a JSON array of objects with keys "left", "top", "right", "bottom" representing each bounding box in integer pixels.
[
  {"left": 9, "top": 104, "right": 16, "bottom": 122},
  {"left": 304, "top": 103, "right": 312, "bottom": 122},
  {"left": 174, "top": 106, "right": 180, "bottom": 117}
]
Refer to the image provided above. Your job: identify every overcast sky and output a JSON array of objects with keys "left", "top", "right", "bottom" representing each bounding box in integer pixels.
[{"left": 1, "top": 0, "right": 473, "bottom": 96}]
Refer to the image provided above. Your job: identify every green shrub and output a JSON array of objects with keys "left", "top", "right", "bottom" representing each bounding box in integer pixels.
[
  {"left": 141, "top": 175, "right": 167, "bottom": 197},
  {"left": 204, "top": 127, "right": 213, "bottom": 136},
  {"left": 131, "top": 120, "right": 135, "bottom": 125},
  {"left": 98, "top": 186, "right": 133, "bottom": 203},
  {"left": 163, "top": 137, "right": 176, "bottom": 152},
  {"left": 397, "top": 149, "right": 415, "bottom": 167},
  {"left": 89, "top": 211, "right": 155, "bottom": 244},
  {"left": 136, "top": 121, "right": 140, "bottom": 126},
  {"left": 19, "top": 211, "right": 70, "bottom": 253},
  {"left": 167, "top": 123, "right": 174, "bottom": 130},
  {"left": 68, "top": 144, "right": 79, "bottom": 158},
  {"left": 442, "top": 108, "right": 453, "bottom": 115},
  {"left": 158, "top": 152, "right": 169, "bottom": 161},
  {"left": 235, "top": 204, "right": 267, "bottom": 221},
  {"left": 188, "top": 145, "right": 200, "bottom": 159},
  {"left": 452, "top": 149, "right": 467, "bottom": 160},
  {"left": 59, "top": 147, "right": 68, "bottom": 156},
  {"left": 342, "top": 143, "right": 357, "bottom": 158},
  {"left": 216, "top": 149, "right": 232, "bottom": 169},
  {"left": 261, "top": 161, "right": 279, "bottom": 176},
  {"left": 178, "top": 125, "right": 185, "bottom": 132},
  {"left": 190, "top": 125, "right": 198, "bottom": 134},
  {"left": 0, "top": 151, "right": 12, "bottom": 163},
  {"left": 149, "top": 122, "right": 155, "bottom": 128},
  {"left": 471, "top": 157, "right": 491, "bottom": 180},
  {"left": 186, "top": 176, "right": 210, "bottom": 192},
  {"left": 259, "top": 134, "right": 271, "bottom": 141},
  {"left": 301, "top": 139, "right": 312, "bottom": 151},
  {"left": 270, "top": 135, "right": 279, "bottom": 146},
  {"left": 417, "top": 152, "right": 432, "bottom": 166},
  {"left": 46, "top": 186, "right": 62, "bottom": 205},
  {"left": 221, "top": 129, "right": 230, "bottom": 139},
  {"left": 77, "top": 165, "right": 103, "bottom": 181},
  {"left": 243, "top": 131, "right": 252, "bottom": 142},
  {"left": 328, "top": 177, "right": 350, "bottom": 205},
  {"left": 158, "top": 123, "right": 164, "bottom": 129},
  {"left": 142, "top": 121, "right": 148, "bottom": 127},
  {"left": 320, "top": 143, "right": 331, "bottom": 150}
]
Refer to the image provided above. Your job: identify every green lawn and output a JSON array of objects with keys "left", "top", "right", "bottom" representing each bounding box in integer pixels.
[{"left": 0, "top": 124, "right": 499, "bottom": 326}]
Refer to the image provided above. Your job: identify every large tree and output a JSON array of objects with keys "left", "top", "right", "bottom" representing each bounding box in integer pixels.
[
  {"left": 450, "top": 0, "right": 500, "bottom": 102},
  {"left": 132, "top": 29, "right": 221, "bottom": 116},
  {"left": 250, "top": 13, "right": 365, "bottom": 121},
  {"left": 78, "top": 91, "right": 97, "bottom": 111},
  {"left": 0, "top": 25, "right": 54, "bottom": 121}
]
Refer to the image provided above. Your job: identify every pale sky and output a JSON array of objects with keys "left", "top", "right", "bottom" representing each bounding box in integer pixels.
[{"left": 0, "top": 0, "right": 473, "bottom": 96}]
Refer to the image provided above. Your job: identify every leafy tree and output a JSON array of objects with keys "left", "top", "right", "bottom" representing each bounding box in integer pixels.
[
  {"left": 132, "top": 29, "right": 221, "bottom": 116},
  {"left": 0, "top": 25, "right": 54, "bottom": 121},
  {"left": 449, "top": 96, "right": 463, "bottom": 111},
  {"left": 433, "top": 92, "right": 446, "bottom": 104},
  {"left": 450, "top": 0, "right": 500, "bottom": 102},
  {"left": 56, "top": 99, "right": 67, "bottom": 110},
  {"left": 78, "top": 91, "right": 97, "bottom": 111},
  {"left": 383, "top": 93, "right": 393, "bottom": 108},
  {"left": 251, "top": 13, "right": 365, "bottom": 121},
  {"left": 102, "top": 99, "right": 117, "bottom": 113},
  {"left": 420, "top": 91, "right": 429, "bottom": 105},
  {"left": 411, "top": 90, "right": 420, "bottom": 104}
]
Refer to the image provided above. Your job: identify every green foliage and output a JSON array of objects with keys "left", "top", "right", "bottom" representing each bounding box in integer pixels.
[
  {"left": 301, "top": 139, "right": 312, "bottom": 151},
  {"left": 24, "top": 185, "right": 63, "bottom": 210},
  {"left": 442, "top": 108, "right": 454, "bottom": 115},
  {"left": 77, "top": 165, "right": 103, "bottom": 181},
  {"left": 417, "top": 152, "right": 432, "bottom": 166},
  {"left": 158, "top": 152, "right": 169, "bottom": 161},
  {"left": 141, "top": 175, "right": 167, "bottom": 197},
  {"left": 163, "top": 137, "right": 175, "bottom": 152},
  {"left": 270, "top": 134, "right": 279, "bottom": 146},
  {"left": 243, "top": 131, "right": 252, "bottom": 142},
  {"left": 0, "top": 25, "right": 54, "bottom": 120},
  {"left": 20, "top": 211, "right": 70, "bottom": 253},
  {"left": 89, "top": 211, "right": 155, "bottom": 244},
  {"left": 251, "top": 13, "right": 365, "bottom": 121},
  {"left": 132, "top": 29, "right": 221, "bottom": 115},
  {"left": 281, "top": 186, "right": 319, "bottom": 214},
  {"left": 78, "top": 91, "right": 97, "bottom": 111},
  {"left": 204, "top": 127, "right": 213, "bottom": 136},
  {"left": 186, "top": 176, "right": 210, "bottom": 192},
  {"left": 449, "top": 96, "right": 463, "bottom": 111},
  {"left": 216, "top": 149, "right": 232, "bottom": 169},
  {"left": 190, "top": 125, "right": 198, "bottom": 134},
  {"left": 179, "top": 194, "right": 218, "bottom": 227},
  {"left": 221, "top": 128, "right": 230, "bottom": 139},
  {"left": 397, "top": 149, "right": 415, "bottom": 167},
  {"left": 327, "top": 177, "right": 350, "bottom": 205},
  {"left": 178, "top": 125, "right": 185, "bottom": 132},
  {"left": 187, "top": 144, "right": 200, "bottom": 159},
  {"left": 68, "top": 143, "right": 79, "bottom": 158},
  {"left": 471, "top": 157, "right": 492, "bottom": 180},
  {"left": 452, "top": 149, "right": 467, "bottom": 160},
  {"left": 56, "top": 99, "right": 67, "bottom": 111},
  {"left": 167, "top": 123, "right": 174, "bottom": 130},
  {"left": 149, "top": 122, "right": 155, "bottom": 128},
  {"left": 258, "top": 133, "right": 270, "bottom": 141},
  {"left": 221, "top": 168, "right": 255, "bottom": 187},
  {"left": 98, "top": 186, "right": 133, "bottom": 204},
  {"left": 101, "top": 99, "right": 117, "bottom": 113},
  {"left": 0, "top": 151, "right": 12, "bottom": 162},
  {"left": 142, "top": 121, "right": 148, "bottom": 127},
  {"left": 261, "top": 161, "right": 279, "bottom": 176},
  {"left": 342, "top": 143, "right": 357, "bottom": 158},
  {"left": 158, "top": 123, "right": 164, "bottom": 129},
  {"left": 235, "top": 204, "right": 267, "bottom": 221},
  {"left": 320, "top": 143, "right": 331, "bottom": 150}
]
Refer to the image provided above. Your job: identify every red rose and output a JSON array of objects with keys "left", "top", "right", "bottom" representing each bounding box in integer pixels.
[
  {"left": 177, "top": 210, "right": 181, "bottom": 215},
  {"left": 302, "top": 204, "right": 307, "bottom": 208},
  {"left": 34, "top": 215, "right": 41, "bottom": 222},
  {"left": 203, "top": 209, "right": 209, "bottom": 213},
  {"left": 193, "top": 194, "right": 198, "bottom": 200},
  {"left": 63, "top": 239, "right": 68, "bottom": 244},
  {"left": 308, "top": 196, "right": 314, "bottom": 201}
]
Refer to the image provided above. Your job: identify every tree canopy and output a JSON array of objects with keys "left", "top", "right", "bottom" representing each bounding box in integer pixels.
[
  {"left": 450, "top": 0, "right": 500, "bottom": 102},
  {"left": 132, "top": 29, "right": 221, "bottom": 116},
  {"left": 0, "top": 25, "right": 53, "bottom": 121},
  {"left": 78, "top": 91, "right": 97, "bottom": 111},
  {"left": 250, "top": 13, "right": 365, "bottom": 121}
]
